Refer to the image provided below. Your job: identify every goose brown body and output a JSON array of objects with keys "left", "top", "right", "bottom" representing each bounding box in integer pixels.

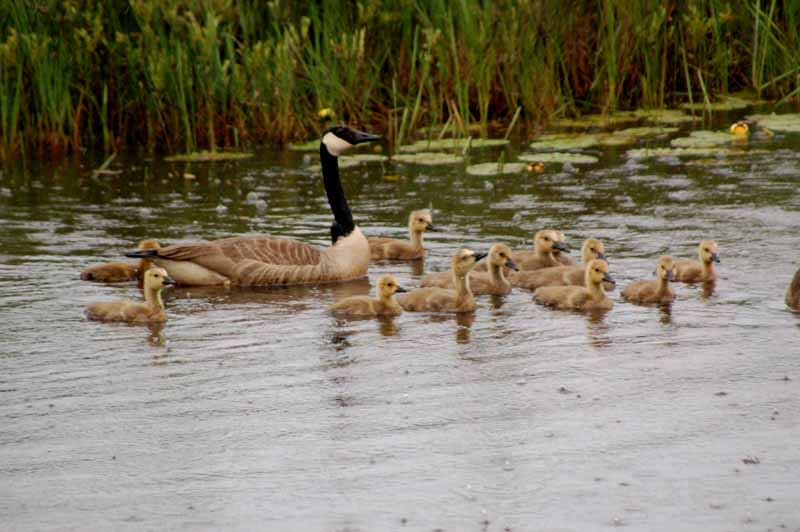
[
  {"left": 787, "top": 267, "right": 800, "bottom": 310},
  {"left": 81, "top": 239, "right": 160, "bottom": 282},
  {"left": 329, "top": 275, "right": 406, "bottom": 317},
  {"left": 85, "top": 267, "right": 175, "bottom": 323},
  {"left": 674, "top": 240, "right": 719, "bottom": 283},
  {"left": 397, "top": 249, "right": 486, "bottom": 313},
  {"left": 368, "top": 210, "right": 435, "bottom": 260},
  {"left": 533, "top": 259, "right": 615, "bottom": 311},
  {"left": 512, "top": 238, "right": 608, "bottom": 290},
  {"left": 420, "top": 244, "right": 518, "bottom": 295},
  {"left": 622, "top": 256, "right": 676, "bottom": 304}
]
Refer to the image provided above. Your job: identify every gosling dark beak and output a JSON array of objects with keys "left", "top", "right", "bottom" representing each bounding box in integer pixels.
[
  {"left": 665, "top": 270, "right": 673, "bottom": 282},
  {"left": 602, "top": 272, "right": 616, "bottom": 287},
  {"left": 426, "top": 223, "right": 439, "bottom": 232},
  {"left": 163, "top": 276, "right": 177, "bottom": 286},
  {"left": 597, "top": 252, "right": 607, "bottom": 262},
  {"left": 711, "top": 253, "right": 720, "bottom": 264},
  {"left": 506, "top": 258, "right": 520, "bottom": 271},
  {"left": 351, "top": 129, "right": 381, "bottom": 145},
  {"left": 395, "top": 286, "right": 408, "bottom": 293},
  {"left": 553, "top": 241, "right": 571, "bottom": 253},
  {"left": 473, "top": 252, "right": 488, "bottom": 262}
]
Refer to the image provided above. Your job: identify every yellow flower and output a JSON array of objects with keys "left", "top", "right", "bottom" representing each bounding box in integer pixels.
[{"left": 318, "top": 108, "right": 335, "bottom": 120}]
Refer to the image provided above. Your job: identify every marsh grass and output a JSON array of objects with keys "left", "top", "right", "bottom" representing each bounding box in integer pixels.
[{"left": 1, "top": 0, "right": 800, "bottom": 161}]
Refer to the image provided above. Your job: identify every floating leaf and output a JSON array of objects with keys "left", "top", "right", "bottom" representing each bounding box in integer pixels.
[
  {"left": 164, "top": 151, "right": 253, "bottom": 162},
  {"left": 746, "top": 113, "right": 800, "bottom": 132},
  {"left": 466, "top": 162, "right": 528, "bottom": 176},
  {"left": 529, "top": 133, "right": 602, "bottom": 150},
  {"left": 625, "top": 146, "right": 758, "bottom": 159},
  {"left": 551, "top": 112, "right": 639, "bottom": 129},
  {"left": 392, "top": 152, "right": 464, "bottom": 165},
  {"left": 288, "top": 140, "right": 319, "bottom": 151},
  {"left": 399, "top": 137, "right": 509, "bottom": 153},
  {"left": 670, "top": 130, "right": 734, "bottom": 148},
  {"left": 682, "top": 96, "right": 752, "bottom": 111},
  {"left": 307, "top": 153, "right": 388, "bottom": 172},
  {"left": 519, "top": 152, "right": 599, "bottom": 164},
  {"left": 632, "top": 109, "right": 701, "bottom": 124}
]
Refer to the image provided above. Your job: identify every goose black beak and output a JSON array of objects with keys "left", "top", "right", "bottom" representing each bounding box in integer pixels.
[
  {"left": 426, "top": 223, "right": 439, "bottom": 232},
  {"left": 665, "top": 270, "right": 673, "bottom": 282},
  {"left": 711, "top": 253, "right": 721, "bottom": 264},
  {"left": 395, "top": 286, "right": 408, "bottom": 293},
  {"left": 553, "top": 241, "right": 571, "bottom": 252},
  {"left": 602, "top": 272, "right": 616, "bottom": 287},
  {"left": 163, "top": 276, "right": 177, "bottom": 286},
  {"left": 351, "top": 129, "right": 381, "bottom": 145},
  {"left": 506, "top": 258, "right": 520, "bottom": 271},
  {"left": 473, "top": 252, "right": 488, "bottom": 262}
]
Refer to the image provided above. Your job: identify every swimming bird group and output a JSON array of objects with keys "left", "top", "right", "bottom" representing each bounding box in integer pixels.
[{"left": 81, "top": 125, "right": 800, "bottom": 323}]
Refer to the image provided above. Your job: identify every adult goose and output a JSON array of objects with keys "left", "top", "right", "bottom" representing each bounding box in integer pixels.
[
  {"left": 127, "top": 126, "right": 380, "bottom": 286},
  {"left": 81, "top": 239, "right": 160, "bottom": 283},
  {"left": 787, "top": 266, "right": 800, "bottom": 310}
]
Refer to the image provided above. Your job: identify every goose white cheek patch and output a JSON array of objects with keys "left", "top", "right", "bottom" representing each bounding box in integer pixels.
[{"left": 322, "top": 133, "right": 353, "bottom": 156}]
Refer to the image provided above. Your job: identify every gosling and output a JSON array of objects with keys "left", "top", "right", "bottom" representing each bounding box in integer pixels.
[
  {"left": 420, "top": 243, "right": 518, "bottom": 295},
  {"left": 329, "top": 275, "right": 407, "bottom": 317},
  {"left": 729, "top": 121, "right": 749, "bottom": 136},
  {"left": 786, "top": 266, "right": 800, "bottom": 311},
  {"left": 513, "top": 238, "right": 608, "bottom": 290},
  {"left": 533, "top": 259, "right": 615, "bottom": 311},
  {"left": 85, "top": 267, "right": 176, "bottom": 323},
  {"left": 674, "top": 240, "right": 719, "bottom": 283},
  {"left": 621, "top": 256, "right": 677, "bottom": 305},
  {"left": 368, "top": 209, "right": 437, "bottom": 260},
  {"left": 397, "top": 248, "right": 486, "bottom": 313},
  {"left": 513, "top": 229, "right": 571, "bottom": 271},
  {"left": 81, "top": 239, "right": 160, "bottom": 283},
  {"left": 553, "top": 230, "right": 576, "bottom": 266}
]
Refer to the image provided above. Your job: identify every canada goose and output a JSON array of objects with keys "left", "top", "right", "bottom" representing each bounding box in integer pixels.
[
  {"left": 368, "top": 210, "right": 437, "bottom": 260},
  {"left": 397, "top": 248, "right": 487, "bottom": 313},
  {"left": 85, "top": 267, "right": 176, "bottom": 323},
  {"left": 787, "top": 266, "right": 800, "bottom": 310},
  {"left": 552, "top": 230, "right": 576, "bottom": 266},
  {"left": 420, "top": 243, "right": 518, "bottom": 295},
  {"left": 533, "top": 259, "right": 615, "bottom": 311},
  {"left": 729, "top": 121, "right": 749, "bottom": 136},
  {"left": 512, "top": 238, "right": 609, "bottom": 290},
  {"left": 329, "top": 274, "right": 407, "bottom": 317},
  {"left": 674, "top": 240, "right": 719, "bottom": 283},
  {"left": 126, "top": 126, "right": 380, "bottom": 286},
  {"left": 81, "top": 239, "right": 160, "bottom": 283},
  {"left": 622, "top": 256, "right": 676, "bottom": 304}
]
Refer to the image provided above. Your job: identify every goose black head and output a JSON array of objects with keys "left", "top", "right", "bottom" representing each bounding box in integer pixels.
[{"left": 321, "top": 125, "right": 381, "bottom": 157}]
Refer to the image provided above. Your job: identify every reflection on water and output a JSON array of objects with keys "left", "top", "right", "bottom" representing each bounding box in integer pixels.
[{"left": 2, "top": 123, "right": 800, "bottom": 531}]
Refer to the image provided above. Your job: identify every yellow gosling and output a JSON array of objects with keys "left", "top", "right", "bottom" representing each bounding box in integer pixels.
[
  {"left": 534, "top": 259, "right": 615, "bottom": 311},
  {"left": 368, "top": 209, "right": 437, "bottom": 260},
  {"left": 420, "top": 243, "right": 518, "bottom": 295},
  {"left": 552, "top": 230, "right": 575, "bottom": 266},
  {"left": 622, "top": 256, "right": 676, "bottom": 305},
  {"left": 674, "top": 240, "right": 719, "bottom": 283},
  {"left": 786, "top": 267, "right": 800, "bottom": 310},
  {"left": 729, "top": 121, "right": 750, "bottom": 136},
  {"left": 513, "top": 238, "right": 608, "bottom": 290},
  {"left": 81, "top": 239, "right": 160, "bottom": 283},
  {"left": 397, "top": 248, "right": 486, "bottom": 313},
  {"left": 508, "top": 229, "right": 571, "bottom": 271},
  {"left": 85, "top": 267, "right": 176, "bottom": 323},
  {"left": 329, "top": 274, "right": 407, "bottom": 317}
]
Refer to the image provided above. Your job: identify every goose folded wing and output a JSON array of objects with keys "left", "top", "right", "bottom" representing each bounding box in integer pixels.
[{"left": 155, "top": 236, "right": 324, "bottom": 267}]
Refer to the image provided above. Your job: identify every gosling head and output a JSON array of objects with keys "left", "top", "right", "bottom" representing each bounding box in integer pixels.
[
  {"left": 143, "top": 267, "right": 176, "bottom": 290},
  {"left": 655, "top": 255, "right": 676, "bottom": 282},
  {"left": 138, "top": 239, "right": 160, "bottom": 251},
  {"left": 535, "top": 229, "right": 570, "bottom": 254},
  {"left": 377, "top": 274, "right": 406, "bottom": 299},
  {"left": 698, "top": 240, "right": 720, "bottom": 264},
  {"left": 581, "top": 238, "right": 606, "bottom": 263},
  {"left": 729, "top": 121, "right": 750, "bottom": 136},
  {"left": 321, "top": 124, "right": 381, "bottom": 156},
  {"left": 586, "top": 259, "right": 615, "bottom": 288},
  {"left": 408, "top": 209, "right": 437, "bottom": 233},
  {"left": 452, "top": 248, "right": 487, "bottom": 276},
  {"left": 488, "top": 243, "right": 519, "bottom": 271}
]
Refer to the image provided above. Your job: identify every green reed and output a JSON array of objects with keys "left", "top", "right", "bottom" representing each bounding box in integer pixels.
[{"left": 1, "top": 0, "right": 800, "bottom": 161}]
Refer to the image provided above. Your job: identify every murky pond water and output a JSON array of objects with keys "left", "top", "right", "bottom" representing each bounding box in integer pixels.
[{"left": 2, "top": 119, "right": 800, "bottom": 531}]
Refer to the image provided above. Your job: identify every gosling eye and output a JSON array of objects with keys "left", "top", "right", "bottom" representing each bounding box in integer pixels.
[
  {"left": 594, "top": 268, "right": 600, "bottom": 272},
  {"left": 544, "top": 236, "right": 550, "bottom": 241}
]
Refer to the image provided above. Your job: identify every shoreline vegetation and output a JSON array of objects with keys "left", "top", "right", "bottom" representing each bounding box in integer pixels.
[{"left": 1, "top": 0, "right": 799, "bottom": 161}]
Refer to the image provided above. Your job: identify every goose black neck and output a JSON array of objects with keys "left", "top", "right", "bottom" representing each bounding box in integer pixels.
[{"left": 320, "top": 143, "right": 354, "bottom": 238}]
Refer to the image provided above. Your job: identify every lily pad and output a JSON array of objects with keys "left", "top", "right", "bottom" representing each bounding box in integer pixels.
[
  {"left": 746, "top": 113, "right": 800, "bottom": 132},
  {"left": 398, "top": 137, "right": 509, "bottom": 153},
  {"left": 530, "top": 133, "right": 602, "bottom": 150},
  {"left": 288, "top": 139, "right": 319, "bottom": 151},
  {"left": 392, "top": 152, "right": 464, "bottom": 165},
  {"left": 625, "top": 146, "right": 753, "bottom": 159},
  {"left": 598, "top": 126, "right": 680, "bottom": 146},
  {"left": 670, "top": 130, "right": 734, "bottom": 148},
  {"left": 682, "top": 96, "right": 752, "bottom": 112},
  {"left": 466, "top": 162, "right": 528, "bottom": 176},
  {"left": 519, "top": 152, "right": 599, "bottom": 164},
  {"left": 632, "top": 109, "right": 701, "bottom": 124},
  {"left": 308, "top": 153, "right": 388, "bottom": 172},
  {"left": 551, "top": 112, "right": 639, "bottom": 129},
  {"left": 165, "top": 150, "right": 253, "bottom": 162}
]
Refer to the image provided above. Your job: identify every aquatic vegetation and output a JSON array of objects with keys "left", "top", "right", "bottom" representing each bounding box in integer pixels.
[
  {"left": 307, "top": 153, "right": 388, "bottom": 172},
  {"left": 519, "top": 152, "right": 600, "bottom": 164},
  {"left": 670, "top": 130, "right": 735, "bottom": 148},
  {"left": 391, "top": 152, "right": 464, "bottom": 165},
  {"left": 164, "top": 151, "right": 253, "bottom": 162},
  {"left": 530, "top": 134, "right": 602, "bottom": 151},
  {"left": 746, "top": 113, "right": 800, "bottom": 132},
  {"left": 550, "top": 113, "right": 639, "bottom": 129},
  {"left": 625, "top": 146, "right": 760, "bottom": 159},
  {"left": 466, "top": 162, "right": 528, "bottom": 176},
  {"left": 632, "top": 109, "right": 702, "bottom": 124},
  {"left": 682, "top": 96, "right": 753, "bottom": 111},
  {"left": 398, "top": 138, "right": 509, "bottom": 153}
]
